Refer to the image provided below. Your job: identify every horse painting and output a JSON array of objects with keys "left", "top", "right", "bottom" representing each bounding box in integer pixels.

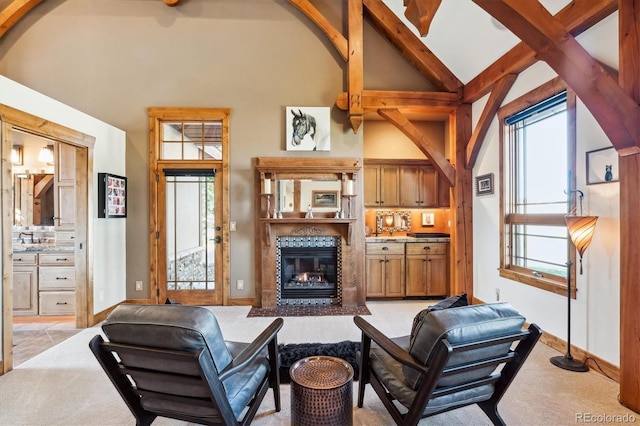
[
  {"left": 286, "top": 107, "right": 330, "bottom": 151},
  {"left": 291, "top": 109, "right": 317, "bottom": 149}
]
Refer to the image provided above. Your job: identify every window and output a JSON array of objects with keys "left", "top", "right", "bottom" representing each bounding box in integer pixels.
[{"left": 499, "top": 80, "right": 577, "bottom": 295}]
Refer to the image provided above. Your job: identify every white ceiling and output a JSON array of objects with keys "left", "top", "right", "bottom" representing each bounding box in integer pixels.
[{"left": 382, "top": 0, "right": 572, "bottom": 84}]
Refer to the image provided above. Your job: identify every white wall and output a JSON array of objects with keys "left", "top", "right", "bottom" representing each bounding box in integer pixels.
[
  {"left": 0, "top": 76, "right": 127, "bottom": 315},
  {"left": 472, "top": 14, "right": 621, "bottom": 364}
]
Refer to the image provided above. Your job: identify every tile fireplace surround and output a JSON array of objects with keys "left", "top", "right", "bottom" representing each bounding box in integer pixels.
[{"left": 254, "top": 157, "right": 366, "bottom": 309}]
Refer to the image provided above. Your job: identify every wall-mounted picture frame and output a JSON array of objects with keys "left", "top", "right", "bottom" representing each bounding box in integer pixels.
[
  {"left": 421, "top": 212, "right": 435, "bottom": 226},
  {"left": 311, "top": 190, "right": 338, "bottom": 208},
  {"left": 98, "top": 173, "right": 127, "bottom": 218},
  {"left": 475, "top": 173, "right": 494, "bottom": 196},
  {"left": 285, "top": 106, "right": 331, "bottom": 151},
  {"left": 586, "top": 146, "right": 619, "bottom": 185}
]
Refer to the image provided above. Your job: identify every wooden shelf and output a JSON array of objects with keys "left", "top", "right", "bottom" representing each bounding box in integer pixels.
[{"left": 260, "top": 218, "right": 357, "bottom": 246}]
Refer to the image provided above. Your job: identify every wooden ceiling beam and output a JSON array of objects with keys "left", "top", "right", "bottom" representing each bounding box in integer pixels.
[
  {"left": 464, "top": 0, "right": 617, "bottom": 103},
  {"left": 473, "top": 0, "right": 640, "bottom": 156},
  {"left": 465, "top": 74, "right": 517, "bottom": 170},
  {"left": 348, "top": 0, "right": 364, "bottom": 133},
  {"left": 377, "top": 108, "right": 456, "bottom": 186},
  {"left": 0, "top": 0, "right": 42, "bottom": 38},
  {"left": 363, "top": 0, "right": 462, "bottom": 94},
  {"left": 336, "top": 90, "right": 459, "bottom": 113},
  {"left": 287, "top": 0, "right": 349, "bottom": 62},
  {"left": 404, "top": 0, "right": 442, "bottom": 36}
]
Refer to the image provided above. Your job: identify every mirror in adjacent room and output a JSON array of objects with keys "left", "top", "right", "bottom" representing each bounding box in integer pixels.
[
  {"left": 376, "top": 211, "right": 411, "bottom": 235},
  {"left": 11, "top": 129, "right": 56, "bottom": 226},
  {"left": 275, "top": 179, "right": 342, "bottom": 213}
]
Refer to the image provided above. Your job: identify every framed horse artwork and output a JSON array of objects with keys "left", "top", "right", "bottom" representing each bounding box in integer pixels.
[{"left": 285, "top": 106, "right": 331, "bottom": 151}]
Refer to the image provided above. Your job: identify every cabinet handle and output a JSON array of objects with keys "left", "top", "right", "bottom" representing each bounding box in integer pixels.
[
  {"left": 423, "top": 246, "right": 431, "bottom": 250},
  {"left": 55, "top": 302, "right": 68, "bottom": 305},
  {"left": 56, "top": 258, "right": 68, "bottom": 261},
  {"left": 15, "top": 258, "right": 22, "bottom": 261},
  {"left": 382, "top": 246, "right": 389, "bottom": 250},
  {"left": 56, "top": 277, "right": 68, "bottom": 280}
]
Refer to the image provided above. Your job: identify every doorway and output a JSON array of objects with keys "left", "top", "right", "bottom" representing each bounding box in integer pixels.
[{"left": 148, "top": 108, "right": 230, "bottom": 306}]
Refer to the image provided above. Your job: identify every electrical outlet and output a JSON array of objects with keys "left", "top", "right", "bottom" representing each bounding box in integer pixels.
[
  {"left": 136, "top": 280, "right": 143, "bottom": 291},
  {"left": 495, "top": 288, "right": 500, "bottom": 301},
  {"left": 230, "top": 221, "right": 237, "bottom": 232},
  {"left": 237, "top": 279, "right": 244, "bottom": 290}
]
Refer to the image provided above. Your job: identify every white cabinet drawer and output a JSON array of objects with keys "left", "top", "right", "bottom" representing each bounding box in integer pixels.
[
  {"left": 39, "top": 291, "right": 75, "bottom": 315},
  {"left": 39, "top": 267, "right": 76, "bottom": 290},
  {"left": 39, "top": 253, "right": 74, "bottom": 266},
  {"left": 13, "top": 253, "right": 37, "bottom": 265}
]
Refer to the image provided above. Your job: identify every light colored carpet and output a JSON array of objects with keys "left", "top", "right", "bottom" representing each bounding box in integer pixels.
[{"left": 0, "top": 301, "right": 636, "bottom": 425}]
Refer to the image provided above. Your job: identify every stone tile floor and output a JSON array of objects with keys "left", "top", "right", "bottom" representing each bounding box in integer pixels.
[{"left": 12, "top": 316, "right": 81, "bottom": 367}]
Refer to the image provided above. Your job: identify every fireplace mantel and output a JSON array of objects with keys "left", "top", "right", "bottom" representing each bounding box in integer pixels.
[
  {"left": 254, "top": 157, "right": 366, "bottom": 308},
  {"left": 260, "top": 218, "right": 356, "bottom": 246}
]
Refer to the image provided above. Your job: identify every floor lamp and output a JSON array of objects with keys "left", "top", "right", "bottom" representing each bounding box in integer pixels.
[{"left": 550, "top": 185, "right": 598, "bottom": 372}]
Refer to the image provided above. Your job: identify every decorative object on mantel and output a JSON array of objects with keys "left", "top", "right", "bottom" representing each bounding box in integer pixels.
[
  {"left": 286, "top": 106, "right": 331, "bottom": 151},
  {"left": 550, "top": 171, "right": 598, "bottom": 373},
  {"left": 305, "top": 204, "right": 313, "bottom": 218},
  {"left": 586, "top": 146, "right": 618, "bottom": 184}
]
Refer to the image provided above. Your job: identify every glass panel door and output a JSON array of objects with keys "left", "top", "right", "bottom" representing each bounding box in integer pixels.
[{"left": 158, "top": 166, "right": 222, "bottom": 305}]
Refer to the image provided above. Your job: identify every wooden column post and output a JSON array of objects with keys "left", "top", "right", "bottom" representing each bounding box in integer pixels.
[
  {"left": 618, "top": 0, "right": 640, "bottom": 413},
  {"left": 450, "top": 104, "right": 473, "bottom": 300}
]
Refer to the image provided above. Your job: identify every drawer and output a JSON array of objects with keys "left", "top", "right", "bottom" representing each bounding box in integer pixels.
[
  {"left": 39, "top": 291, "right": 75, "bottom": 315},
  {"left": 406, "top": 243, "right": 447, "bottom": 255},
  {"left": 39, "top": 253, "right": 74, "bottom": 266},
  {"left": 366, "top": 242, "right": 405, "bottom": 255},
  {"left": 13, "top": 253, "right": 37, "bottom": 265},
  {"left": 39, "top": 267, "right": 76, "bottom": 290}
]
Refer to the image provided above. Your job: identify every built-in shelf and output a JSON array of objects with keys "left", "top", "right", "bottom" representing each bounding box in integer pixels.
[{"left": 260, "top": 218, "right": 357, "bottom": 246}]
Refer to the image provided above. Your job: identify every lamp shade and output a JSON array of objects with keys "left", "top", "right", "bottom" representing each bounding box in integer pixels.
[{"left": 565, "top": 215, "right": 598, "bottom": 259}]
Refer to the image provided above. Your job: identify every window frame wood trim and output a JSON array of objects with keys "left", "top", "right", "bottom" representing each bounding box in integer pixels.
[{"left": 498, "top": 78, "right": 578, "bottom": 297}]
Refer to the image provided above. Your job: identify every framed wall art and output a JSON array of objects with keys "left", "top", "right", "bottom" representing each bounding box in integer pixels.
[
  {"left": 285, "top": 106, "right": 331, "bottom": 151},
  {"left": 586, "top": 146, "right": 619, "bottom": 185},
  {"left": 98, "top": 173, "right": 127, "bottom": 218},
  {"left": 475, "top": 173, "right": 494, "bottom": 196},
  {"left": 311, "top": 190, "right": 338, "bottom": 208}
]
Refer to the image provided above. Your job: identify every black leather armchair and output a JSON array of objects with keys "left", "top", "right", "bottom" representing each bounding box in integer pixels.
[
  {"left": 89, "top": 304, "right": 283, "bottom": 426},
  {"left": 354, "top": 302, "right": 542, "bottom": 426}
]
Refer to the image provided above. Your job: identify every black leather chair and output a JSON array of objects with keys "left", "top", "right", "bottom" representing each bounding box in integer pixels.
[
  {"left": 89, "top": 304, "right": 283, "bottom": 426},
  {"left": 354, "top": 302, "right": 542, "bottom": 426}
]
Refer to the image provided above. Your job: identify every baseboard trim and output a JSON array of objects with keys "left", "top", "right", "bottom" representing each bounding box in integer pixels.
[{"left": 473, "top": 297, "right": 620, "bottom": 382}]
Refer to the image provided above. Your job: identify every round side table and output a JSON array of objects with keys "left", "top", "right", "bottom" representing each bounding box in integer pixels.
[{"left": 289, "top": 355, "right": 354, "bottom": 426}]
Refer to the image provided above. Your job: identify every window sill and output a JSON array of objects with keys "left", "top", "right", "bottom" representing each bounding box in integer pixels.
[{"left": 499, "top": 268, "right": 575, "bottom": 299}]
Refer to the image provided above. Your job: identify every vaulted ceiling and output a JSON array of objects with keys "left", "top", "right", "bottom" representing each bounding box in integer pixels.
[{"left": 0, "top": 0, "right": 636, "bottom": 164}]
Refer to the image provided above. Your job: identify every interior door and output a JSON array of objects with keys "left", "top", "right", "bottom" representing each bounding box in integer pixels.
[{"left": 157, "top": 164, "right": 223, "bottom": 305}]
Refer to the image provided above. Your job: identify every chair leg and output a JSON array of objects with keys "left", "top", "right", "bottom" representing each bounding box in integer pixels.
[{"left": 478, "top": 401, "right": 506, "bottom": 426}]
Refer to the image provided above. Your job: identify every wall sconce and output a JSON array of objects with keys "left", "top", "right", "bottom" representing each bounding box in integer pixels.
[
  {"left": 11, "top": 145, "right": 23, "bottom": 165},
  {"left": 38, "top": 144, "right": 54, "bottom": 164}
]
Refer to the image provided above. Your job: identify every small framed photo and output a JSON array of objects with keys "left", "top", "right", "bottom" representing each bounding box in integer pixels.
[
  {"left": 475, "top": 173, "right": 494, "bottom": 196},
  {"left": 586, "top": 146, "right": 618, "bottom": 185},
  {"left": 311, "top": 190, "right": 338, "bottom": 208},
  {"left": 98, "top": 173, "right": 127, "bottom": 218},
  {"left": 285, "top": 106, "right": 331, "bottom": 151}
]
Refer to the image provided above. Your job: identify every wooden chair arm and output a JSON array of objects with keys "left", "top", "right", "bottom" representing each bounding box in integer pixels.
[
  {"left": 219, "top": 318, "right": 284, "bottom": 380},
  {"left": 354, "top": 315, "right": 427, "bottom": 374}
]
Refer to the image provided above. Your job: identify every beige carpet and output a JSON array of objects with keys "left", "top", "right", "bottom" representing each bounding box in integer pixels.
[{"left": 0, "top": 301, "right": 636, "bottom": 425}]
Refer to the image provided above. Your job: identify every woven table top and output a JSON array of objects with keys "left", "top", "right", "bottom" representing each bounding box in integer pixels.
[{"left": 289, "top": 356, "right": 354, "bottom": 389}]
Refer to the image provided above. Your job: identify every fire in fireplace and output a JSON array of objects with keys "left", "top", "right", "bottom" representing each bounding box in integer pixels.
[{"left": 276, "top": 236, "right": 341, "bottom": 305}]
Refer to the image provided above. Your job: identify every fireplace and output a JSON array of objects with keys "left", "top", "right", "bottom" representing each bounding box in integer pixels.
[{"left": 276, "top": 236, "right": 341, "bottom": 306}]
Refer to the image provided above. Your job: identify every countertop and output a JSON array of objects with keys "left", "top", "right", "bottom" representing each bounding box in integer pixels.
[
  {"left": 13, "top": 244, "right": 75, "bottom": 252},
  {"left": 366, "top": 236, "right": 450, "bottom": 243}
]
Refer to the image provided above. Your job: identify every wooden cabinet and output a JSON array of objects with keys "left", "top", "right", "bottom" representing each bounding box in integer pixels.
[
  {"left": 363, "top": 164, "right": 400, "bottom": 207},
  {"left": 54, "top": 143, "right": 76, "bottom": 231},
  {"left": 365, "top": 242, "right": 405, "bottom": 298},
  {"left": 405, "top": 242, "right": 448, "bottom": 296},
  {"left": 39, "top": 252, "right": 75, "bottom": 315},
  {"left": 13, "top": 253, "right": 38, "bottom": 316},
  {"left": 399, "top": 165, "right": 438, "bottom": 207}
]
